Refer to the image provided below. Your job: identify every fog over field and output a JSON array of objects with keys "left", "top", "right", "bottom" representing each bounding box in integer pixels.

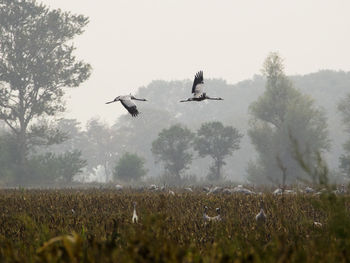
[
  {"left": 40, "top": 0, "right": 350, "bottom": 123},
  {"left": 1, "top": 0, "right": 350, "bottom": 186}
]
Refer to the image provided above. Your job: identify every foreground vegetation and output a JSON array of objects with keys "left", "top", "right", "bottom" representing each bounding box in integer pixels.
[{"left": 0, "top": 188, "right": 350, "bottom": 262}]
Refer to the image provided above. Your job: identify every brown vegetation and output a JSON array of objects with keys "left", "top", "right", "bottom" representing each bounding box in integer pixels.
[{"left": 0, "top": 189, "right": 349, "bottom": 262}]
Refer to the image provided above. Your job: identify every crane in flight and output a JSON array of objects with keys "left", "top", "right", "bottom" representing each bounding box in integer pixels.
[
  {"left": 106, "top": 95, "right": 147, "bottom": 117},
  {"left": 180, "top": 71, "right": 223, "bottom": 102}
]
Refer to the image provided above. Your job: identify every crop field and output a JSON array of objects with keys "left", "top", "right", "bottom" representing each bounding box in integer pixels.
[{"left": 0, "top": 188, "right": 350, "bottom": 262}]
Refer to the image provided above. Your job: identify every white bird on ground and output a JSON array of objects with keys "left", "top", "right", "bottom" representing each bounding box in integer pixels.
[
  {"left": 203, "top": 206, "right": 211, "bottom": 221},
  {"left": 180, "top": 71, "right": 223, "bottom": 102},
  {"left": 273, "top": 188, "right": 283, "bottom": 195},
  {"left": 212, "top": 208, "right": 222, "bottom": 222},
  {"left": 334, "top": 184, "right": 347, "bottom": 195},
  {"left": 273, "top": 188, "right": 295, "bottom": 195},
  {"left": 284, "top": 189, "right": 296, "bottom": 195},
  {"left": 207, "top": 186, "right": 223, "bottom": 195},
  {"left": 184, "top": 187, "right": 193, "bottom": 192},
  {"left": 255, "top": 202, "right": 267, "bottom": 225},
  {"left": 202, "top": 186, "right": 210, "bottom": 193},
  {"left": 233, "top": 185, "right": 255, "bottom": 195},
  {"left": 115, "top": 184, "right": 123, "bottom": 191},
  {"left": 148, "top": 184, "right": 158, "bottom": 191},
  {"left": 203, "top": 206, "right": 222, "bottom": 222},
  {"left": 313, "top": 221, "right": 322, "bottom": 228},
  {"left": 314, "top": 188, "right": 327, "bottom": 196},
  {"left": 132, "top": 202, "right": 138, "bottom": 224},
  {"left": 106, "top": 95, "right": 147, "bottom": 117},
  {"left": 168, "top": 190, "right": 175, "bottom": 196},
  {"left": 305, "top": 186, "right": 315, "bottom": 194},
  {"left": 222, "top": 188, "right": 233, "bottom": 194}
]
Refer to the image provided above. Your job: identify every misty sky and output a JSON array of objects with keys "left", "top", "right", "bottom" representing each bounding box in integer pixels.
[{"left": 40, "top": 0, "right": 350, "bottom": 124}]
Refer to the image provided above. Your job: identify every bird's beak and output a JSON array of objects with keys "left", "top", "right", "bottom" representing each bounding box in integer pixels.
[{"left": 106, "top": 101, "right": 115, "bottom": 104}]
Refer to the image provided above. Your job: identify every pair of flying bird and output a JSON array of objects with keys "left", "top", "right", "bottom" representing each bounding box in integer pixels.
[{"left": 106, "top": 71, "right": 223, "bottom": 117}]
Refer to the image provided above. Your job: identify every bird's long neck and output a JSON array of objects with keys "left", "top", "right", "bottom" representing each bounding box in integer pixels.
[
  {"left": 180, "top": 98, "right": 193, "bottom": 102},
  {"left": 132, "top": 97, "right": 146, "bottom": 101},
  {"left": 260, "top": 208, "right": 265, "bottom": 215}
]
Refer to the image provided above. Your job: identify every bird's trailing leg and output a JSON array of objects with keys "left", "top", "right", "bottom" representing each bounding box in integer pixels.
[{"left": 206, "top": 96, "right": 223, "bottom": 100}]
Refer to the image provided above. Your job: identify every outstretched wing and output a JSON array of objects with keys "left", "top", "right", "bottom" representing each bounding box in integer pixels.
[
  {"left": 120, "top": 98, "right": 139, "bottom": 117},
  {"left": 191, "top": 71, "right": 204, "bottom": 96}
]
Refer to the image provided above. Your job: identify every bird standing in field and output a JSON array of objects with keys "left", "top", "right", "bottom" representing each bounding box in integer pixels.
[
  {"left": 203, "top": 205, "right": 211, "bottom": 222},
  {"left": 106, "top": 95, "right": 147, "bottom": 117},
  {"left": 255, "top": 202, "right": 267, "bottom": 225},
  {"left": 203, "top": 206, "right": 222, "bottom": 222},
  {"left": 132, "top": 202, "right": 138, "bottom": 224},
  {"left": 180, "top": 71, "right": 223, "bottom": 102},
  {"left": 212, "top": 207, "right": 222, "bottom": 222},
  {"left": 313, "top": 221, "right": 322, "bottom": 228}
]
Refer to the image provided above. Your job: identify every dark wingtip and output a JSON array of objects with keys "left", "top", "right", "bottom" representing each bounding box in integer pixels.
[
  {"left": 131, "top": 111, "right": 140, "bottom": 117},
  {"left": 195, "top": 70, "right": 203, "bottom": 82}
]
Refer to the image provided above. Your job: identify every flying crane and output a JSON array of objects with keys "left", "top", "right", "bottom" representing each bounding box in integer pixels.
[
  {"left": 180, "top": 71, "right": 223, "bottom": 102},
  {"left": 106, "top": 95, "right": 147, "bottom": 117}
]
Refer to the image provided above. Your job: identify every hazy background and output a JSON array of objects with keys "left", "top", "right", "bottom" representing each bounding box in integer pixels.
[
  {"left": 40, "top": 0, "right": 350, "bottom": 124},
  {"left": 1, "top": 0, "right": 350, "bottom": 186}
]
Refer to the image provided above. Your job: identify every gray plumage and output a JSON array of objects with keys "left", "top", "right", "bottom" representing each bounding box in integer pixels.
[{"left": 106, "top": 95, "right": 147, "bottom": 117}]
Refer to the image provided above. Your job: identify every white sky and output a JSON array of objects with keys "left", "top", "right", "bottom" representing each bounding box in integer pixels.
[{"left": 40, "top": 0, "right": 350, "bottom": 124}]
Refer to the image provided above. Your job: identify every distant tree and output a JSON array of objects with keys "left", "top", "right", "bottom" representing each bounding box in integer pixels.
[
  {"left": 0, "top": 133, "right": 19, "bottom": 184},
  {"left": 152, "top": 124, "right": 194, "bottom": 182},
  {"left": 194, "top": 121, "right": 243, "bottom": 181},
  {"left": 0, "top": 0, "right": 91, "bottom": 181},
  {"left": 51, "top": 118, "right": 84, "bottom": 153},
  {"left": 338, "top": 94, "right": 350, "bottom": 176},
  {"left": 27, "top": 150, "right": 86, "bottom": 185},
  {"left": 83, "top": 118, "right": 118, "bottom": 181},
  {"left": 113, "top": 152, "right": 147, "bottom": 182},
  {"left": 41, "top": 118, "right": 116, "bottom": 182},
  {"left": 248, "top": 52, "right": 329, "bottom": 185},
  {"left": 339, "top": 153, "right": 350, "bottom": 176},
  {"left": 22, "top": 118, "right": 83, "bottom": 158}
]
